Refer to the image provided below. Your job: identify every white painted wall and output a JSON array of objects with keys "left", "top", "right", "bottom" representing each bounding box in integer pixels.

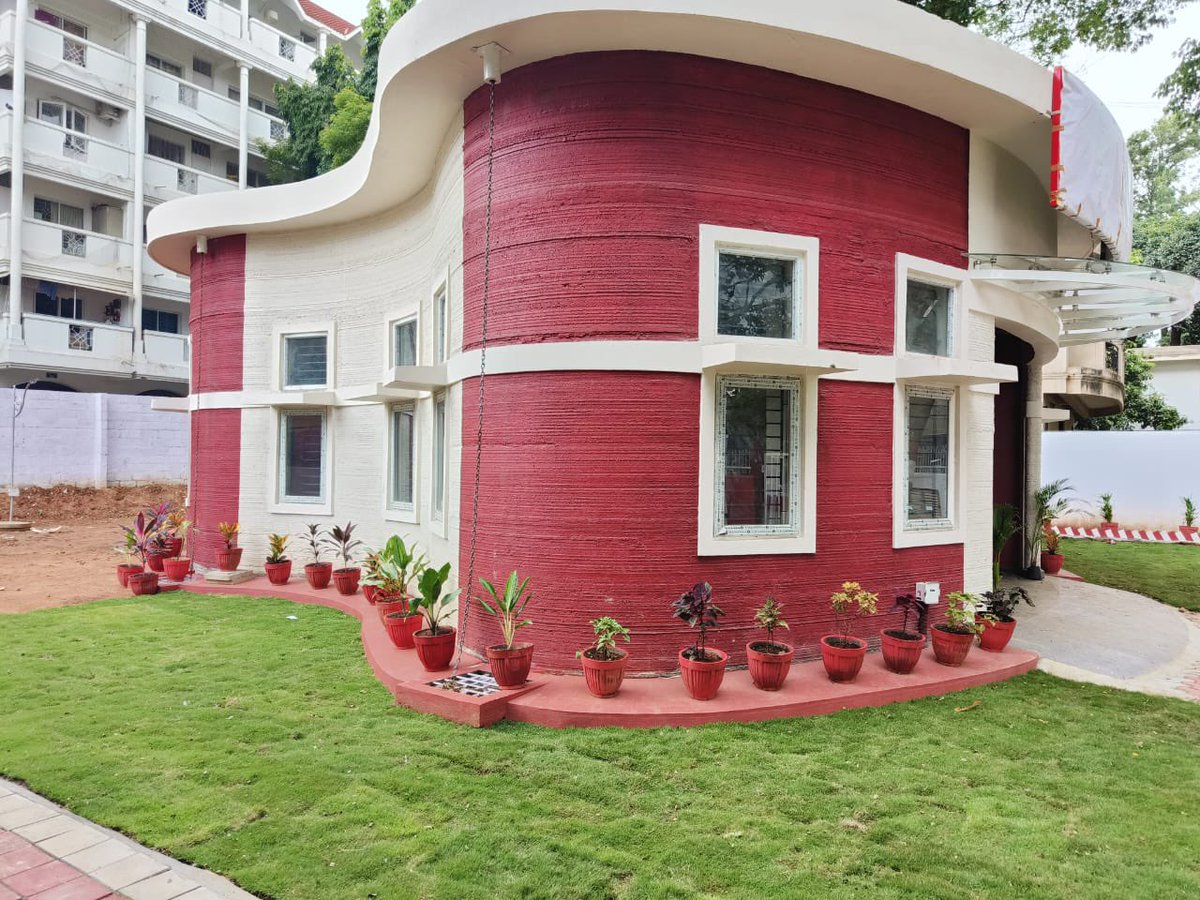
[
  {"left": 1144, "top": 350, "right": 1200, "bottom": 430},
  {"left": 0, "top": 388, "right": 188, "bottom": 488},
  {"left": 1043, "top": 431, "right": 1200, "bottom": 527}
]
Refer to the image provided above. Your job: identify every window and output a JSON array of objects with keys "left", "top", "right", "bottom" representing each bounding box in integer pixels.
[
  {"left": 33, "top": 197, "right": 85, "bottom": 229},
  {"left": 279, "top": 37, "right": 296, "bottom": 61},
  {"left": 192, "top": 57, "right": 213, "bottom": 79},
  {"left": 147, "top": 54, "right": 184, "bottom": 77},
  {"left": 279, "top": 410, "right": 326, "bottom": 503},
  {"left": 283, "top": 334, "right": 328, "bottom": 388},
  {"left": 905, "top": 279, "right": 953, "bottom": 357},
  {"left": 147, "top": 134, "right": 184, "bottom": 163},
  {"left": 191, "top": 139, "right": 211, "bottom": 159},
  {"left": 225, "top": 161, "right": 238, "bottom": 182},
  {"left": 62, "top": 231, "right": 86, "bottom": 257},
  {"left": 393, "top": 317, "right": 417, "bottom": 367},
  {"left": 389, "top": 404, "right": 416, "bottom": 511},
  {"left": 432, "top": 394, "right": 446, "bottom": 520},
  {"left": 717, "top": 252, "right": 798, "bottom": 340},
  {"left": 187, "top": 0, "right": 207, "bottom": 19},
  {"left": 142, "top": 309, "right": 180, "bottom": 334},
  {"left": 35, "top": 8, "right": 87, "bottom": 38},
  {"left": 300, "top": 32, "right": 317, "bottom": 45},
  {"left": 247, "top": 169, "right": 269, "bottom": 188},
  {"left": 434, "top": 284, "right": 448, "bottom": 363},
  {"left": 34, "top": 284, "right": 80, "bottom": 319},
  {"left": 714, "top": 376, "right": 801, "bottom": 536},
  {"left": 904, "top": 386, "right": 953, "bottom": 530},
  {"left": 227, "top": 87, "right": 240, "bottom": 102}
]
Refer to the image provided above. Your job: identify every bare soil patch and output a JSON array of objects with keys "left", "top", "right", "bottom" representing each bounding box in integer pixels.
[{"left": 0, "top": 484, "right": 185, "bottom": 613}]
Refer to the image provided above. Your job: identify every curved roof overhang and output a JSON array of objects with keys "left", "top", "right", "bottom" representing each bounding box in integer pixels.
[
  {"left": 148, "top": 0, "right": 1054, "bottom": 273},
  {"left": 968, "top": 254, "right": 1200, "bottom": 346}
]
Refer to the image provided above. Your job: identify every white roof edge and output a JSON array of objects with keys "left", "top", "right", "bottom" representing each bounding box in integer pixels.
[{"left": 148, "top": 0, "right": 1054, "bottom": 273}]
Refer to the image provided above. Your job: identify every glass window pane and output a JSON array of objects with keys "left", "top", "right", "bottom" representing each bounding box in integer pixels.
[
  {"left": 717, "top": 252, "right": 795, "bottom": 339},
  {"left": 391, "top": 407, "right": 415, "bottom": 507},
  {"left": 433, "top": 397, "right": 446, "bottom": 517},
  {"left": 434, "top": 288, "right": 447, "bottom": 363},
  {"left": 721, "top": 383, "right": 792, "bottom": 528},
  {"left": 284, "top": 335, "right": 327, "bottom": 387},
  {"left": 394, "top": 320, "right": 417, "bottom": 367},
  {"left": 282, "top": 412, "right": 324, "bottom": 500},
  {"left": 906, "top": 393, "right": 951, "bottom": 524},
  {"left": 905, "top": 280, "right": 952, "bottom": 356}
]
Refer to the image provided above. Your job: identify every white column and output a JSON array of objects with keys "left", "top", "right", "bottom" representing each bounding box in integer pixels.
[
  {"left": 240, "top": 0, "right": 250, "bottom": 38},
  {"left": 131, "top": 17, "right": 147, "bottom": 352},
  {"left": 8, "top": 0, "right": 28, "bottom": 343},
  {"left": 318, "top": 29, "right": 328, "bottom": 55},
  {"left": 237, "top": 64, "right": 250, "bottom": 190},
  {"left": 1024, "top": 361, "right": 1044, "bottom": 570}
]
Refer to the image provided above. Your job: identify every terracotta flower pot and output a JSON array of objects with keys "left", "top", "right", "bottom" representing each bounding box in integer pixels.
[
  {"left": 384, "top": 612, "right": 423, "bottom": 650},
  {"left": 128, "top": 571, "right": 159, "bottom": 596},
  {"left": 932, "top": 625, "right": 976, "bottom": 666},
  {"left": 1099, "top": 522, "right": 1121, "bottom": 536},
  {"left": 332, "top": 567, "right": 360, "bottom": 596},
  {"left": 1041, "top": 551, "right": 1065, "bottom": 575},
  {"left": 413, "top": 627, "right": 457, "bottom": 672},
  {"left": 305, "top": 561, "right": 333, "bottom": 589},
  {"left": 1179, "top": 525, "right": 1197, "bottom": 539},
  {"left": 375, "top": 594, "right": 409, "bottom": 622},
  {"left": 678, "top": 648, "right": 728, "bottom": 700},
  {"left": 164, "top": 537, "right": 184, "bottom": 558},
  {"left": 579, "top": 649, "right": 628, "bottom": 698},
  {"left": 162, "top": 557, "right": 191, "bottom": 582},
  {"left": 880, "top": 629, "right": 925, "bottom": 674},
  {"left": 821, "top": 635, "right": 867, "bottom": 682},
  {"left": 979, "top": 617, "right": 1017, "bottom": 652},
  {"left": 265, "top": 560, "right": 292, "bottom": 585},
  {"left": 362, "top": 583, "right": 379, "bottom": 604},
  {"left": 146, "top": 551, "right": 167, "bottom": 574},
  {"left": 746, "top": 641, "right": 794, "bottom": 691},
  {"left": 217, "top": 547, "right": 243, "bottom": 571},
  {"left": 486, "top": 643, "right": 535, "bottom": 689},
  {"left": 116, "top": 563, "right": 143, "bottom": 587}
]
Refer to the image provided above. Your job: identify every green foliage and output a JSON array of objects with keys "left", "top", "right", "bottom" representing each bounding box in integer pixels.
[
  {"left": 319, "top": 87, "right": 373, "bottom": 169},
  {"left": 412, "top": 562, "right": 458, "bottom": 634},
  {"left": 363, "top": 536, "right": 426, "bottom": 595},
  {"left": 1184, "top": 496, "right": 1197, "bottom": 526},
  {"left": 829, "top": 581, "right": 879, "bottom": 641},
  {"left": 1160, "top": 36, "right": 1200, "bottom": 122},
  {"left": 943, "top": 591, "right": 984, "bottom": 635},
  {"left": 266, "top": 534, "right": 289, "bottom": 564},
  {"left": 1128, "top": 114, "right": 1200, "bottom": 220},
  {"left": 1027, "top": 480, "right": 1076, "bottom": 557},
  {"left": 754, "top": 596, "right": 789, "bottom": 645},
  {"left": 1100, "top": 492, "right": 1115, "bottom": 523},
  {"left": 478, "top": 570, "right": 534, "bottom": 649},
  {"left": 577, "top": 616, "right": 631, "bottom": 661},
  {"left": 981, "top": 586, "right": 1035, "bottom": 623},
  {"left": 992, "top": 504, "right": 1020, "bottom": 588},
  {"left": 1077, "top": 348, "right": 1187, "bottom": 430},
  {"left": 358, "top": 0, "right": 415, "bottom": 100},
  {"left": 300, "top": 523, "right": 326, "bottom": 564},
  {"left": 1061, "top": 536, "right": 1200, "bottom": 609},
  {"left": 1135, "top": 212, "right": 1200, "bottom": 344}
]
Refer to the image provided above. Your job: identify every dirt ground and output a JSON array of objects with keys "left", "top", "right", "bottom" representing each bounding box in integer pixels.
[{"left": 0, "top": 484, "right": 186, "bottom": 613}]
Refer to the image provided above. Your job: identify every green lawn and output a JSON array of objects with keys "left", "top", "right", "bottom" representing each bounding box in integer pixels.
[
  {"left": 1061, "top": 538, "right": 1200, "bottom": 611},
  {"left": 2, "top": 594, "right": 1199, "bottom": 899}
]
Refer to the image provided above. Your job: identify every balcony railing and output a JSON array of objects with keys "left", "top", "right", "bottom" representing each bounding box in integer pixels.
[
  {"left": 24, "top": 117, "right": 133, "bottom": 186},
  {"left": 145, "top": 67, "right": 239, "bottom": 136},
  {"left": 248, "top": 19, "right": 317, "bottom": 74},
  {"left": 144, "top": 155, "right": 236, "bottom": 201},
  {"left": 26, "top": 18, "right": 133, "bottom": 100},
  {"left": 144, "top": 331, "right": 191, "bottom": 367},
  {"left": 23, "top": 313, "right": 134, "bottom": 359},
  {"left": 23, "top": 219, "right": 133, "bottom": 285},
  {"left": 143, "top": 250, "right": 191, "bottom": 298}
]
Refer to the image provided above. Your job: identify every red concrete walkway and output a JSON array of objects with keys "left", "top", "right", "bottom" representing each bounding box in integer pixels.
[{"left": 188, "top": 575, "right": 1038, "bottom": 728}]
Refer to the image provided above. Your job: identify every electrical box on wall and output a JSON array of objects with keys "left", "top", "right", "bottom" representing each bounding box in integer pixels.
[{"left": 916, "top": 581, "right": 940, "bottom": 606}]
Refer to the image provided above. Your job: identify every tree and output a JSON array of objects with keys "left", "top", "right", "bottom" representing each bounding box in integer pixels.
[
  {"left": 262, "top": 47, "right": 357, "bottom": 183},
  {"left": 1076, "top": 348, "right": 1188, "bottom": 429},
  {"left": 1134, "top": 211, "right": 1200, "bottom": 343},
  {"left": 358, "top": 0, "right": 415, "bottom": 101},
  {"left": 320, "top": 88, "right": 374, "bottom": 169},
  {"left": 1128, "top": 113, "right": 1200, "bottom": 219}
]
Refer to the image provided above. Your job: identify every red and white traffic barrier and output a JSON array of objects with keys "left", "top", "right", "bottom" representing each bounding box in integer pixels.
[{"left": 1053, "top": 525, "right": 1200, "bottom": 544}]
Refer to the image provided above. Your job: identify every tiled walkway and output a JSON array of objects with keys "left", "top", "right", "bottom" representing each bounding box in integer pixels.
[{"left": 0, "top": 781, "right": 253, "bottom": 900}]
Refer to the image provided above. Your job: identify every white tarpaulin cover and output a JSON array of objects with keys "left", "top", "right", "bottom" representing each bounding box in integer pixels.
[{"left": 1052, "top": 67, "right": 1133, "bottom": 261}]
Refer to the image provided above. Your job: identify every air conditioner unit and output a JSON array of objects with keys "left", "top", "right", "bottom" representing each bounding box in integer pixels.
[{"left": 95, "top": 103, "right": 122, "bottom": 122}]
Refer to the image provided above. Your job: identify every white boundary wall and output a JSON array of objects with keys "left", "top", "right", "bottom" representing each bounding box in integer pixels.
[
  {"left": 1043, "top": 431, "right": 1200, "bottom": 528},
  {"left": 0, "top": 389, "right": 188, "bottom": 488}
]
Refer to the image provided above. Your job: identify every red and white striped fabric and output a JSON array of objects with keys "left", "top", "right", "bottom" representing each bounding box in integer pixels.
[{"left": 1054, "top": 526, "right": 1200, "bottom": 544}]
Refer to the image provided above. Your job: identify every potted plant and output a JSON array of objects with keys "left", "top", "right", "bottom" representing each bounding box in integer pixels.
[
  {"left": 931, "top": 592, "right": 983, "bottom": 666},
  {"left": 324, "top": 522, "right": 362, "bottom": 595},
  {"left": 673, "top": 581, "right": 726, "bottom": 700},
  {"left": 479, "top": 570, "right": 535, "bottom": 689},
  {"left": 880, "top": 594, "right": 926, "bottom": 675},
  {"left": 978, "top": 586, "right": 1034, "bottom": 652},
  {"left": 217, "top": 522, "right": 242, "bottom": 571},
  {"left": 115, "top": 532, "right": 144, "bottom": 587},
  {"left": 162, "top": 552, "right": 192, "bottom": 583},
  {"left": 265, "top": 533, "right": 292, "bottom": 585},
  {"left": 577, "top": 616, "right": 631, "bottom": 698},
  {"left": 1181, "top": 497, "right": 1197, "bottom": 538},
  {"left": 123, "top": 511, "right": 160, "bottom": 596},
  {"left": 1099, "top": 493, "right": 1119, "bottom": 536},
  {"left": 301, "top": 524, "right": 332, "bottom": 589},
  {"left": 1040, "top": 523, "right": 1065, "bottom": 576},
  {"left": 992, "top": 504, "right": 1020, "bottom": 590},
  {"left": 374, "top": 559, "right": 425, "bottom": 647},
  {"left": 146, "top": 533, "right": 170, "bottom": 574},
  {"left": 410, "top": 562, "right": 459, "bottom": 671},
  {"left": 746, "top": 597, "right": 793, "bottom": 691},
  {"left": 163, "top": 509, "right": 189, "bottom": 558},
  {"left": 821, "top": 581, "right": 879, "bottom": 682},
  {"left": 367, "top": 536, "right": 427, "bottom": 620},
  {"left": 360, "top": 551, "right": 382, "bottom": 604}
]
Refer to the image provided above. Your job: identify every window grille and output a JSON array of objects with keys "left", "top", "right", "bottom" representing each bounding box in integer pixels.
[
  {"left": 61, "top": 231, "right": 86, "bottom": 258},
  {"left": 68, "top": 324, "right": 94, "bottom": 351},
  {"left": 269, "top": 120, "right": 286, "bottom": 141},
  {"left": 279, "top": 37, "right": 296, "bottom": 62},
  {"left": 62, "top": 37, "right": 86, "bottom": 67},
  {"left": 177, "top": 169, "right": 198, "bottom": 194},
  {"left": 283, "top": 335, "right": 328, "bottom": 387},
  {"left": 191, "top": 139, "right": 211, "bottom": 159},
  {"left": 178, "top": 83, "right": 199, "bottom": 109},
  {"left": 187, "top": 0, "right": 208, "bottom": 19},
  {"left": 63, "top": 133, "right": 87, "bottom": 160}
]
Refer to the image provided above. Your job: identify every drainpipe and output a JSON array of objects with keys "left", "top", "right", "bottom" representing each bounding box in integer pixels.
[
  {"left": 237, "top": 64, "right": 250, "bottom": 190},
  {"left": 8, "top": 0, "right": 28, "bottom": 343},
  {"left": 131, "top": 16, "right": 147, "bottom": 354},
  {"left": 1024, "top": 360, "right": 1044, "bottom": 573}
]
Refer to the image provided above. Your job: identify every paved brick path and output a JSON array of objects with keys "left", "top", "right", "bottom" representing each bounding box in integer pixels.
[{"left": 0, "top": 782, "right": 252, "bottom": 900}]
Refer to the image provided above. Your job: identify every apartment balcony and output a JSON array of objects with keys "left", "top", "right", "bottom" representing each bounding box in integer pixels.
[
  {"left": 0, "top": 313, "right": 189, "bottom": 382},
  {"left": 25, "top": 16, "right": 134, "bottom": 107},
  {"left": 22, "top": 218, "right": 133, "bottom": 293},
  {"left": 247, "top": 19, "right": 319, "bottom": 77},
  {"left": 1043, "top": 341, "right": 1126, "bottom": 419},
  {"left": 164, "top": 0, "right": 322, "bottom": 81},
  {"left": 145, "top": 155, "right": 237, "bottom": 203},
  {"left": 143, "top": 249, "right": 191, "bottom": 301},
  {"left": 145, "top": 67, "right": 285, "bottom": 146},
  {"left": 24, "top": 117, "right": 133, "bottom": 195}
]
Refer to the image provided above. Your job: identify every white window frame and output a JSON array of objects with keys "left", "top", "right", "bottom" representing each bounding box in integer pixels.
[
  {"left": 272, "top": 408, "right": 332, "bottom": 514},
  {"left": 433, "top": 280, "right": 449, "bottom": 364},
  {"left": 895, "top": 254, "right": 967, "bottom": 360},
  {"left": 274, "top": 323, "right": 334, "bottom": 391},
  {"left": 893, "top": 383, "right": 964, "bottom": 548},
  {"left": 385, "top": 402, "right": 418, "bottom": 524},
  {"left": 389, "top": 312, "right": 420, "bottom": 370},
  {"left": 431, "top": 392, "right": 447, "bottom": 527},
  {"left": 698, "top": 373, "right": 817, "bottom": 556},
  {"left": 699, "top": 225, "right": 820, "bottom": 352}
]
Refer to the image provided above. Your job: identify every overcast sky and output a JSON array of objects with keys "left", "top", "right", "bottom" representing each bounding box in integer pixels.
[{"left": 316, "top": 0, "right": 1197, "bottom": 137}]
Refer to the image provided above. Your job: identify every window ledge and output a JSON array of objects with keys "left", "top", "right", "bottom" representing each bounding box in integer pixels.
[
  {"left": 337, "top": 383, "right": 427, "bottom": 403},
  {"left": 384, "top": 364, "right": 448, "bottom": 392},
  {"left": 271, "top": 390, "right": 339, "bottom": 407},
  {"left": 893, "top": 527, "right": 964, "bottom": 549},
  {"left": 697, "top": 532, "right": 815, "bottom": 557},
  {"left": 269, "top": 499, "right": 333, "bottom": 517},
  {"left": 894, "top": 357, "right": 1017, "bottom": 386},
  {"left": 384, "top": 508, "right": 419, "bottom": 525},
  {"left": 700, "top": 343, "right": 855, "bottom": 377}
]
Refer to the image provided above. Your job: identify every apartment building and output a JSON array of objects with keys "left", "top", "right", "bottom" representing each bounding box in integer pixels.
[{"left": 0, "top": 0, "right": 360, "bottom": 395}]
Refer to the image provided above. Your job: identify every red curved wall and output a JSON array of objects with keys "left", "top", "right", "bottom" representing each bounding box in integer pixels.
[
  {"left": 459, "top": 52, "right": 970, "bottom": 672},
  {"left": 188, "top": 235, "right": 245, "bottom": 566}
]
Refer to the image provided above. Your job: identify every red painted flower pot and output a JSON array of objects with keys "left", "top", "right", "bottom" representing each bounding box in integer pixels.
[
  {"left": 164, "top": 537, "right": 184, "bottom": 558},
  {"left": 979, "top": 618, "right": 1017, "bottom": 653},
  {"left": 217, "top": 547, "right": 243, "bottom": 571},
  {"left": 332, "top": 567, "right": 361, "bottom": 596},
  {"left": 746, "top": 641, "right": 794, "bottom": 691},
  {"left": 486, "top": 643, "right": 535, "bottom": 689},
  {"left": 1040, "top": 551, "right": 1064, "bottom": 575},
  {"left": 880, "top": 629, "right": 925, "bottom": 675},
  {"left": 821, "top": 635, "right": 867, "bottom": 682},
  {"left": 116, "top": 563, "right": 143, "bottom": 587},
  {"left": 932, "top": 625, "right": 976, "bottom": 666},
  {"left": 146, "top": 551, "right": 167, "bottom": 574},
  {"left": 678, "top": 648, "right": 728, "bottom": 701},
  {"left": 1181, "top": 525, "right": 1199, "bottom": 539},
  {"left": 384, "top": 612, "right": 423, "bottom": 650},
  {"left": 265, "top": 561, "right": 292, "bottom": 586},
  {"left": 413, "top": 627, "right": 457, "bottom": 672},
  {"left": 376, "top": 594, "right": 409, "bottom": 622},
  {"left": 163, "top": 557, "right": 191, "bottom": 582},
  {"left": 362, "top": 583, "right": 379, "bottom": 604},
  {"left": 128, "top": 572, "right": 159, "bottom": 596},
  {"left": 580, "top": 650, "right": 628, "bottom": 698},
  {"left": 304, "top": 562, "right": 333, "bottom": 589},
  {"left": 1099, "top": 522, "right": 1121, "bottom": 536}
]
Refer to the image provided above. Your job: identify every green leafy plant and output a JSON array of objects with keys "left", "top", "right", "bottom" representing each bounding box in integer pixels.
[
  {"left": 266, "top": 534, "right": 289, "bottom": 565},
  {"left": 217, "top": 522, "right": 239, "bottom": 550},
  {"left": 980, "top": 586, "right": 1034, "bottom": 623},
  {"left": 753, "top": 597, "right": 789, "bottom": 648},
  {"left": 377, "top": 535, "right": 426, "bottom": 592},
  {"left": 1184, "top": 497, "right": 1196, "bottom": 527},
  {"left": 1027, "top": 480, "right": 1075, "bottom": 558},
  {"left": 942, "top": 591, "right": 984, "bottom": 635},
  {"left": 992, "top": 504, "right": 1020, "bottom": 589},
  {"left": 828, "top": 581, "right": 878, "bottom": 647},
  {"left": 301, "top": 524, "right": 326, "bottom": 564},
  {"left": 577, "top": 617, "right": 631, "bottom": 662},
  {"left": 672, "top": 582, "right": 723, "bottom": 661},
  {"left": 1043, "top": 521, "right": 1061, "bottom": 555},
  {"left": 116, "top": 530, "right": 140, "bottom": 566},
  {"left": 323, "top": 522, "right": 362, "bottom": 569},
  {"left": 411, "top": 562, "right": 458, "bottom": 635},
  {"left": 479, "top": 571, "right": 534, "bottom": 650},
  {"left": 123, "top": 509, "right": 164, "bottom": 565},
  {"left": 1100, "top": 493, "right": 1115, "bottom": 524}
]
